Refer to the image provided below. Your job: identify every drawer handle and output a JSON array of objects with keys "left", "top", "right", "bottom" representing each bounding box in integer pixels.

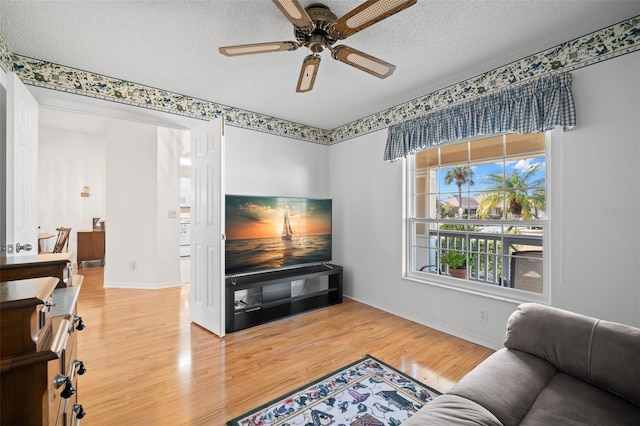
[
  {"left": 73, "top": 403, "right": 87, "bottom": 420},
  {"left": 54, "top": 374, "right": 76, "bottom": 399},
  {"left": 74, "top": 360, "right": 87, "bottom": 375},
  {"left": 74, "top": 315, "right": 86, "bottom": 331},
  {"left": 61, "top": 380, "right": 76, "bottom": 399},
  {"left": 61, "top": 379, "right": 76, "bottom": 399},
  {"left": 44, "top": 301, "right": 57, "bottom": 309}
]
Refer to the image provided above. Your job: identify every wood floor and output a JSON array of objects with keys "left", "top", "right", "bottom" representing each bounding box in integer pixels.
[{"left": 75, "top": 266, "right": 494, "bottom": 425}]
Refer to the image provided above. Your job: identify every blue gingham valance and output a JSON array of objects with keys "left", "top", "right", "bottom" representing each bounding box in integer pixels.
[{"left": 384, "top": 72, "right": 576, "bottom": 162}]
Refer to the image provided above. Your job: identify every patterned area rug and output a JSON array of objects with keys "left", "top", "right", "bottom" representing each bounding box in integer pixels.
[{"left": 227, "top": 355, "right": 441, "bottom": 426}]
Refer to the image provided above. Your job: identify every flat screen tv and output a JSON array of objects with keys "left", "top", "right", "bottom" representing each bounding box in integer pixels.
[{"left": 225, "top": 195, "right": 332, "bottom": 275}]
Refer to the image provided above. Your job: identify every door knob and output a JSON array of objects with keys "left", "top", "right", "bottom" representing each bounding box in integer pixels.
[{"left": 16, "top": 243, "right": 33, "bottom": 253}]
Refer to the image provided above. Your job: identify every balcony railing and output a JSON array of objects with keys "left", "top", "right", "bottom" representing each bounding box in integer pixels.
[{"left": 418, "top": 228, "right": 543, "bottom": 288}]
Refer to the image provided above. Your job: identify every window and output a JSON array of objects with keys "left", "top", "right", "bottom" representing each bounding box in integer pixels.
[{"left": 406, "top": 133, "right": 548, "bottom": 300}]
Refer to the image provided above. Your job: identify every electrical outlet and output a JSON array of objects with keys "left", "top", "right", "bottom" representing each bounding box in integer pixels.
[{"left": 479, "top": 308, "right": 488, "bottom": 322}]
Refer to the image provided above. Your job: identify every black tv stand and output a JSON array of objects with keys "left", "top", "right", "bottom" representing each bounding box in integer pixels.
[{"left": 225, "top": 263, "right": 343, "bottom": 333}]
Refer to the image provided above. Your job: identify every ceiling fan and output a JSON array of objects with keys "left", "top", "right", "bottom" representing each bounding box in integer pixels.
[{"left": 219, "top": 0, "right": 417, "bottom": 93}]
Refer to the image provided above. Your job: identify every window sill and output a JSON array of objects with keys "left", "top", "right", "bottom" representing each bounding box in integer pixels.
[{"left": 403, "top": 271, "right": 550, "bottom": 305}]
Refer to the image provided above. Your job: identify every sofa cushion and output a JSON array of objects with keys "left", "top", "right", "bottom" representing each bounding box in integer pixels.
[
  {"left": 520, "top": 371, "right": 640, "bottom": 425},
  {"left": 504, "top": 303, "right": 640, "bottom": 407},
  {"left": 403, "top": 394, "right": 503, "bottom": 426},
  {"left": 590, "top": 319, "right": 640, "bottom": 406},
  {"left": 447, "top": 348, "right": 556, "bottom": 426}
]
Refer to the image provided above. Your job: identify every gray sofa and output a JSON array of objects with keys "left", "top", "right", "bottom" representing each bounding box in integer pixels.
[{"left": 405, "top": 303, "right": 640, "bottom": 425}]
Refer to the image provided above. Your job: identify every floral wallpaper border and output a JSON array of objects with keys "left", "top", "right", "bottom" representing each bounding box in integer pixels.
[
  {"left": 2, "top": 15, "right": 639, "bottom": 145},
  {"left": 0, "top": 35, "right": 11, "bottom": 74}
]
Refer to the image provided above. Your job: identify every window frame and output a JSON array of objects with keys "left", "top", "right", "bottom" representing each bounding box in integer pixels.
[{"left": 402, "top": 133, "right": 551, "bottom": 304}]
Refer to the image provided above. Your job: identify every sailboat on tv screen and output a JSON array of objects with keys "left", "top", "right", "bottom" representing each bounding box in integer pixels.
[{"left": 281, "top": 210, "right": 293, "bottom": 240}]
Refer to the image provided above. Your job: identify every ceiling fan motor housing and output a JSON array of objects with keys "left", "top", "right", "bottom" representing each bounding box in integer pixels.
[{"left": 295, "top": 3, "right": 340, "bottom": 53}]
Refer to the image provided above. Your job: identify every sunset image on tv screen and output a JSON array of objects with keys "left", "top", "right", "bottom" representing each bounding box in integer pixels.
[{"left": 225, "top": 195, "right": 332, "bottom": 274}]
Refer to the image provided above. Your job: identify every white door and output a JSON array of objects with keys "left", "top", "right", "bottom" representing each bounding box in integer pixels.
[
  {"left": 1, "top": 72, "right": 39, "bottom": 258},
  {"left": 190, "top": 118, "right": 225, "bottom": 337}
]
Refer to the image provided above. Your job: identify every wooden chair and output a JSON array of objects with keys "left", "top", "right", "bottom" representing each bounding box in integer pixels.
[{"left": 51, "top": 227, "right": 72, "bottom": 253}]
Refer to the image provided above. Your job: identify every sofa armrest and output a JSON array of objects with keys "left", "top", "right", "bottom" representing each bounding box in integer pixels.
[
  {"left": 403, "top": 394, "right": 503, "bottom": 426},
  {"left": 448, "top": 348, "right": 556, "bottom": 426},
  {"left": 504, "top": 303, "right": 640, "bottom": 407}
]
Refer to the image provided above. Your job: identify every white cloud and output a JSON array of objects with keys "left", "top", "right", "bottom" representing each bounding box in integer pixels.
[{"left": 513, "top": 158, "right": 546, "bottom": 173}]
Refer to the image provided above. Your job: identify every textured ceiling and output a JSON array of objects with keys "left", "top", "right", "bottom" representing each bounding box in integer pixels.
[{"left": 2, "top": 1, "right": 640, "bottom": 130}]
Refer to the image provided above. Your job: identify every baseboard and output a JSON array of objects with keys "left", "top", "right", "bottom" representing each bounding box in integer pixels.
[
  {"left": 104, "top": 280, "right": 181, "bottom": 289},
  {"left": 344, "top": 293, "right": 503, "bottom": 350}
]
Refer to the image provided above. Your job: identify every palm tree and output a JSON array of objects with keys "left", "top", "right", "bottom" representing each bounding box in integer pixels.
[
  {"left": 444, "top": 167, "right": 474, "bottom": 217},
  {"left": 477, "top": 164, "right": 545, "bottom": 220}
]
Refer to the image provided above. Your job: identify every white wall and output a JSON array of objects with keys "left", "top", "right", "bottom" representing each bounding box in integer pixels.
[
  {"left": 1, "top": 69, "right": 8, "bottom": 252},
  {"left": 104, "top": 120, "right": 157, "bottom": 286},
  {"left": 225, "top": 126, "right": 329, "bottom": 198},
  {"left": 103, "top": 120, "right": 186, "bottom": 288},
  {"left": 329, "top": 50, "right": 640, "bottom": 349},
  {"left": 550, "top": 51, "right": 640, "bottom": 322},
  {"left": 157, "top": 127, "right": 186, "bottom": 284},
  {"left": 38, "top": 109, "right": 106, "bottom": 254},
  {"left": 37, "top": 106, "right": 188, "bottom": 289}
]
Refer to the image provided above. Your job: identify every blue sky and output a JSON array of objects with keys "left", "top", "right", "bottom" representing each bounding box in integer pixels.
[{"left": 436, "top": 156, "right": 546, "bottom": 195}]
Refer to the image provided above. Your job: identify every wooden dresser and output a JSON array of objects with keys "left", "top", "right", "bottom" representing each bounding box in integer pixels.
[
  {"left": 0, "top": 253, "right": 74, "bottom": 288},
  {"left": 76, "top": 230, "right": 105, "bottom": 269},
  {"left": 1, "top": 275, "right": 87, "bottom": 425}
]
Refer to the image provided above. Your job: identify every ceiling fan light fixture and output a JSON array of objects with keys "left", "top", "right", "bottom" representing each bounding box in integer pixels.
[
  {"left": 297, "top": 54, "right": 321, "bottom": 93},
  {"left": 332, "top": 45, "right": 395, "bottom": 78},
  {"left": 307, "top": 33, "right": 326, "bottom": 53},
  {"left": 332, "top": 0, "right": 417, "bottom": 37}
]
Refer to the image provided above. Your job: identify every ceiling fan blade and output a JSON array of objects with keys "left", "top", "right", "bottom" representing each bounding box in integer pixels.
[
  {"left": 331, "top": 45, "right": 396, "bottom": 79},
  {"left": 296, "top": 55, "right": 321, "bottom": 93},
  {"left": 272, "top": 0, "right": 314, "bottom": 29},
  {"left": 331, "top": 0, "right": 417, "bottom": 38},
  {"left": 219, "top": 41, "right": 299, "bottom": 56}
]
